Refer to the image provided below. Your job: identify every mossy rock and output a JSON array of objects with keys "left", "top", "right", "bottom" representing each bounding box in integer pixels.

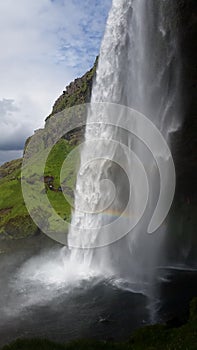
[{"left": 45, "top": 56, "right": 98, "bottom": 121}]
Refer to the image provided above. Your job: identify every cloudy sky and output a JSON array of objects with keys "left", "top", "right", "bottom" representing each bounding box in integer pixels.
[{"left": 0, "top": 0, "right": 112, "bottom": 164}]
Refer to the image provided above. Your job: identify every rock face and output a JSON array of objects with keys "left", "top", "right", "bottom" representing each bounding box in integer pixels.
[
  {"left": 45, "top": 56, "right": 98, "bottom": 121},
  {"left": 23, "top": 57, "right": 98, "bottom": 156},
  {"left": 162, "top": 0, "right": 197, "bottom": 265},
  {"left": 0, "top": 60, "right": 98, "bottom": 240},
  {"left": 175, "top": 0, "right": 197, "bottom": 198}
]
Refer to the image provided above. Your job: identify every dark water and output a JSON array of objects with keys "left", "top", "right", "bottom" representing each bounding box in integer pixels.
[{"left": 0, "top": 236, "right": 197, "bottom": 347}]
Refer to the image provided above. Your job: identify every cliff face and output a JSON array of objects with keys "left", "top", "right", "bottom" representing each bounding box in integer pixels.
[
  {"left": 162, "top": 0, "right": 197, "bottom": 265},
  {"left": 0, "top": 59, "right": 98, "bottom": 240},
  {"left": 175, "top": 0, "right": 197, "bottom": 198},
  {"left": 23, "top": 57, "right": 98, "bottom": 155},
  {"left": 45, "top": 56, "right": 98, "bottom": 122}
]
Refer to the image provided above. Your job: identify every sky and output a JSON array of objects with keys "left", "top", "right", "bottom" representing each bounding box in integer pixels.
[{"left": 0, "top": 0, "right": 112, "bottom": 164}]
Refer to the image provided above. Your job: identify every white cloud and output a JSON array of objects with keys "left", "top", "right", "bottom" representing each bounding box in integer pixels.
[
  {"left": 0, "top": 150, "right": 23, "bottom": 165},
  {"left": 0, "top": 0, "right": 111, "bottom": 162},
  {"left": 0, "top": 99, "right": 32, "bottom": 150}
]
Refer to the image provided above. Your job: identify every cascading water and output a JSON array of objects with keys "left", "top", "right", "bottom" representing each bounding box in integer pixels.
[
  {"left": 0, "top": 2, "right": 188, "bottom": 343},
  {"left": 67, "top": 0, "right": 182, "bottom": 287}
]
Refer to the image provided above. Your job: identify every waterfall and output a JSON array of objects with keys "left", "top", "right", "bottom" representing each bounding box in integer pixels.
[{"left": 67, "top": 0, "right": 181, "bottom": 286}]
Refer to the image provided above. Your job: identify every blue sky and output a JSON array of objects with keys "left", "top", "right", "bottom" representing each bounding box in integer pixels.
[{"left": 0, "top": 0, "right": 112, "bottom": 164}]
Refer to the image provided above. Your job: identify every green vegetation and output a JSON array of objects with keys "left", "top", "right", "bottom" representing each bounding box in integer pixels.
[
  {"left": 0, "top": 57, "right": 96, "bottom": 240},
  {"left": 0, "top": 159, "right": 37, "bottom": 239},
  {"left": 44, "top": 139, "right": 76, "bottom": 221},
  {"left": 1, "top": 298, "right": 197, "bottom": 350},
  {"left": 45, "top": 57, "right": 98, "bottom": 121},
  {"left": 0, "top": 138, "right": 78, "bottom": 239}
]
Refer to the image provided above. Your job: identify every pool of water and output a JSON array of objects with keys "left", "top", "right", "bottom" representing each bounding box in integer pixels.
[{"left": 0, "top": 236, "right": 197, "bottom": 347}]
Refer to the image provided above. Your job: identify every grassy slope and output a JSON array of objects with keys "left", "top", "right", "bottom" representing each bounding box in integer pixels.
[
  {"left": 0, "top": 138, "right": 75, "bottom": 239},
  {"left": 0, "top": 159, "right": 37, "bottom": 239},
  {"left": 44, "top": 138, "right": 78, "bottom": 222},
  {"left": 0, "top": 58, "right": 97, "bottom": 239},
  {"left": 1, "top": 298, "right": 197, "bottom": 350}
]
